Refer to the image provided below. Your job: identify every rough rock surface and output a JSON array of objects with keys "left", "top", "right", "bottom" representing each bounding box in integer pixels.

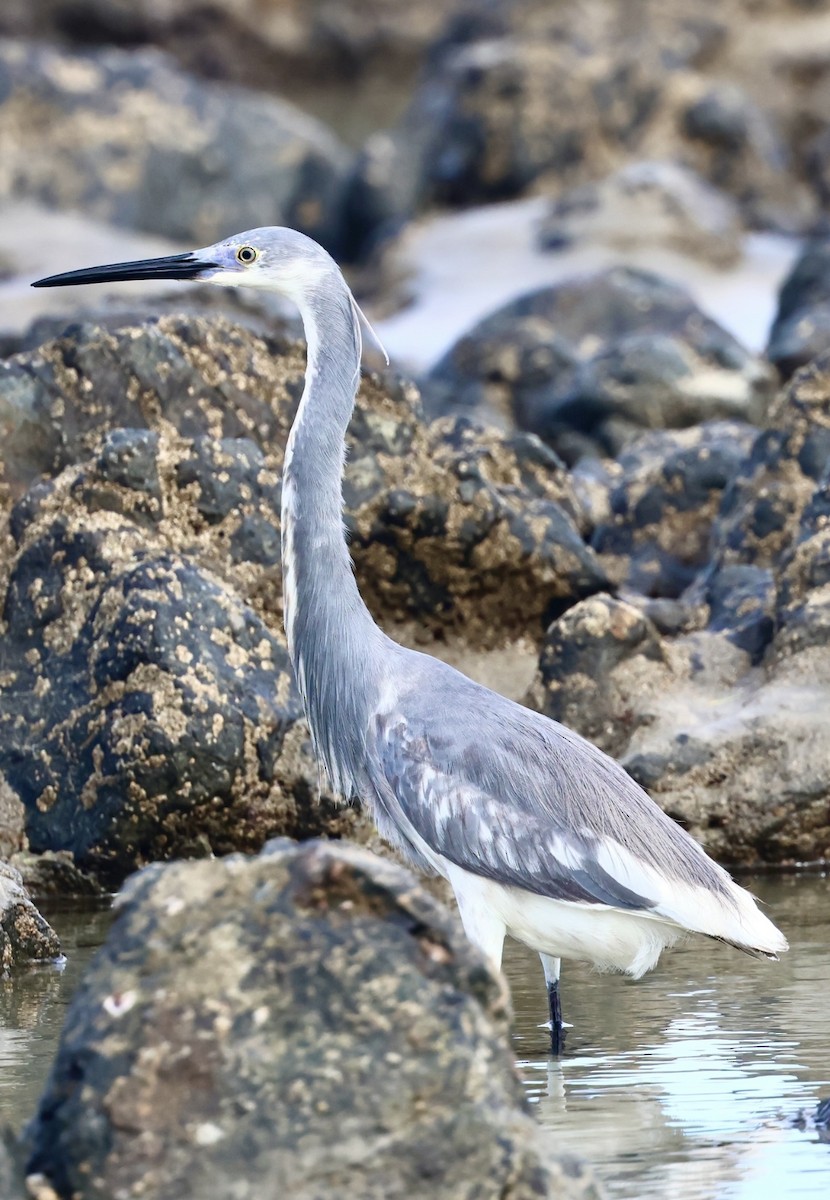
[
  {"left": 424, "top": 268, "right": 774, "bottom": 463},
  {"left": 0, "top": 314, "right": 605, "bottom": 879},
  {"left": 26, "top": 840, "right": 600, "bottom": 1200},
  {"left": 0, "top": 40, "right": 351, "bottom": 249},
  {"left": 0, "top": 860, "right": 61, "bottom": 970},
  {"left": 766, "top": 238, "right": 830, "bottom": 380},
  {"left": 532, "top": 540, "right": 830, "bottom": 868},
  {"left": 0, "top": 460, "right": 341, "bottom": 883},
  {"left": 592, "top": 421, "right": 758, "bottom": 597},
  {"left": 0, "top": 313, "right": 605, "bottom": 641},
  {"left": 538, "top": 161, "right": 742, "bottom": 266},
  {"left": 709, "top": 353, "right": 830, "bottom": 573},
  {"left": 525, "top": 338, "right": 830, "bottom": 868}
]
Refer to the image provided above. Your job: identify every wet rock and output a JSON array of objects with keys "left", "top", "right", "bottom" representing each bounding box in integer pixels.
[
  {"left": 539, "top": 161, "right": 742, "bottom": 266},
  {"left": 710, "top": 352, "right": 830, "bottom": 572},
  {"left": 0, "top": 860, "right": 61, "bottom": 970},
  {"left": 0, "top": 40, "right": 351, "bottom": 250},
  {"left": 425, "top": 268, "right": 773, "bottom": 463},
  {"left": 766, "top": 238, "right": 830, "bottom": 380},
  {"left": 25, "top": 840, "right": 599, "bottom": 1200},
  {"left": 592, "top": 421, "right": 757, "bottom": 597},
  {"left": 9, "top": 851, "right": 105, "bottom": 899}
]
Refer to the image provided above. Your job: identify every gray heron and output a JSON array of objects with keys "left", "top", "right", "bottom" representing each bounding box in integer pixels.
[{"left": 33, "top": 228, "right": 787, "bottom": 1051}]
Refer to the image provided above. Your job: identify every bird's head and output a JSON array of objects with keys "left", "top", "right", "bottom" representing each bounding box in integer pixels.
[{"left": 32, "top": 226, "right": 337, "bottom": 305}]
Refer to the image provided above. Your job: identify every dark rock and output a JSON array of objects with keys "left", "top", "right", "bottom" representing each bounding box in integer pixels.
[
  {"left": 0, "top": 314, "right": 301, "bottom": 498},
  {"left": 538, "top": 161, "right": 742, "bottom": 266},
  {"left": 348, "top": 415, "right": 608, "bottom": 641},
  {"left": 0, "top": 40, "right": 351, "bottom": 250},
  {"left": 0, "top": 860, "right": 61, "bottom": 970},
  {"left": 25, "top": 840, "right": 599, "bottom": 1200},
  {"left": 0, "top": 499, "right": 338, "bottom": 883},
  {"left": 710, "top": 352, "right": 830, "bottom": 572},
  {"left": 424, "top": 268, "right": 773, "bottom": 463},
  {"left": 9, "top": 851, "right": 105, "bottom": 899},
  {"left": 528, "top": 593, "right": 666, "bottom": 758},
  {"left": 592, "top": 421, "right": 757, "bottom": 597},
  {"left": 705, "top": 563, "right": 776, "bottom": 663},
  {"left": 767, "top": 238, "right": 830, "bottom": 380}
]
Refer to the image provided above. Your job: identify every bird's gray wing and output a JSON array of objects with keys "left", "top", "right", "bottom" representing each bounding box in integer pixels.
[{"left": 367, "top": 707, "right": 659, "bottom": 912}]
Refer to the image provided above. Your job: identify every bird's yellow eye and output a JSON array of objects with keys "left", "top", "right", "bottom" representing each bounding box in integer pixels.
[{"left": 236, "top": 245, "right": 258, "bottom": 265}]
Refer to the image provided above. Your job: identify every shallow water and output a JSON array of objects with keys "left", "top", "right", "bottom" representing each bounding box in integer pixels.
[
  {"left": 1, "top": 878, "right": 828, "bottom": 1198},
  {"left": 0, "top": 901, "right": 112, "bottom": 1128},
  {"left": 506, "top": 874, "right": 830, "bottom": 1199}
]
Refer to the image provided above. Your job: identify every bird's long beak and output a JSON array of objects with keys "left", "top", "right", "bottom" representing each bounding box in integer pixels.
[{"left": 31, "top": 251, "right": 220, "bottom": 288}]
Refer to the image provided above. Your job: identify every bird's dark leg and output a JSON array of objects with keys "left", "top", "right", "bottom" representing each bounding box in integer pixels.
[{"left": 541, "top": 953, "right": 565, "bottom": 1055}]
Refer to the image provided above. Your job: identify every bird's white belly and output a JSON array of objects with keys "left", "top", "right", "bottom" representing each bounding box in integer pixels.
[{"left": 445, "top": 861, "right": 685, "bottom": 977}]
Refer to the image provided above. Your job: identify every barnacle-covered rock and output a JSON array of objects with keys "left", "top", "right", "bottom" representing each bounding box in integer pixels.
[
  {"left": 0, "top": 860, "right": 61, "bottom": 971},
  {"left": 711, "top": 351, "right": 830, "bottom": 571},
  {"left": 592, "top": 421, "right": 757, "bottom": 597},
  {"left": 26, "top": 840, "right": 600, "bottom": 1200}
]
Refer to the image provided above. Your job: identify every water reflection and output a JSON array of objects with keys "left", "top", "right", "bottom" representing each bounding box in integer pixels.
[
  {"left": 0, "top": 902, "right": 112, "bottom": 1127},
  {"left": 507, "top": 875, "right": 830, "bottom": 1199}
]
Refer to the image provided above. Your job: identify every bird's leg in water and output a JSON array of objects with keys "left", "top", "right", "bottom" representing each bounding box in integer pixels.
[{"left": 541, "top": 953, "right": 565, "bottom": 1055}]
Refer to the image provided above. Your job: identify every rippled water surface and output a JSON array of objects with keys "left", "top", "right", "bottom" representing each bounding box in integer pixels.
[
  {"left": 2, "top": 878, "right": 828, "bottom": 1198},
  {"left": 506, "top": 875, "right": 830, "bottom": 1198}
]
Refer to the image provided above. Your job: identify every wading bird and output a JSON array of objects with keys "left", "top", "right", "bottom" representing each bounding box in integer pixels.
[{"left": 33, "top": 230, "right": 787, "bottom": 1051}]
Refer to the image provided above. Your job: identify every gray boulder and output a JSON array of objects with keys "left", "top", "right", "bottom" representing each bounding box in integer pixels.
[
  {"left": 0, "top": 40, "right": 351, "bottom": 250},
  {"left": 25, "top": 840, "right": 600, "bottom": 1200},
  {"left": 0, "top": 860, "right": 61, "bottom": 970},
  {"left": 424, "top": 268, "right": 773, "bottom": 463}
]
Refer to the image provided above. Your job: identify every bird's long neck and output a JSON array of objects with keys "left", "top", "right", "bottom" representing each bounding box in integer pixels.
[{"left": 281, "top": 269, "right": 385, "bottom": 794}]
